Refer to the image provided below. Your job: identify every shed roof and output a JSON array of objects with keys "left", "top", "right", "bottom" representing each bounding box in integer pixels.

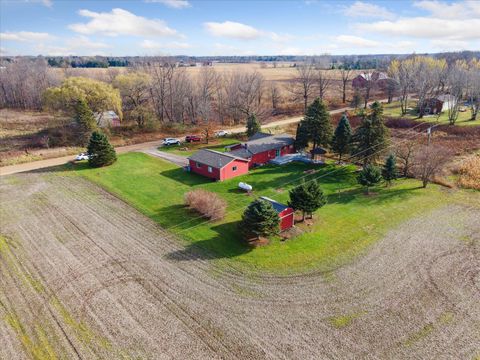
[
  {"left": 188, "top": 149, "right": 248, "bottom": 169},
  {"left": 260, "top": 196, "right": 290, "bottom": 213}
]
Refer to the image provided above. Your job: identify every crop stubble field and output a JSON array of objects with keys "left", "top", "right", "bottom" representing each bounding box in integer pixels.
[{"left": 1, "top": 172, "right": 479, "bottom": 359}]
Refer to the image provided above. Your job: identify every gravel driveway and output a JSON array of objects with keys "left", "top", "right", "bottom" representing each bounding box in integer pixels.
[
  {"left": 141, "top": 148, "right": 189, "bottom": 166},
  {"left": 1, "top": 173, "right": 478, "bottom": 359}
]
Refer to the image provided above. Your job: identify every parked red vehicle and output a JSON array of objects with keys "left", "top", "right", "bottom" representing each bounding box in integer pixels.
[{"left": 185, "top": 135, "right": 201, "bottom": 142}]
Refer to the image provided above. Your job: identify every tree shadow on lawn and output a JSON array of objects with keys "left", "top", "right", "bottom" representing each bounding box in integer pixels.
[
  {"left": 160, "top": 167, "right": 212, "bottom": 186},
  {"left": 246, "top": 163, "right": 356, "bottom": 192},
  {"left": 326, "top": 184, "right": 424, "bottom": 205},
  {"left": 165, "top": 220, "right": 252, "bottom": 262}
]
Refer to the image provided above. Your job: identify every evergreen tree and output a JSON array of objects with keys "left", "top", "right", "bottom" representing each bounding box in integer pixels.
[
  {"left": 331, "top": 113, "right": 352, "bottom": 163},
  {"left": 241, "top": 199, "right": 280, "bottom": 238},
  {"left": 246, "top": 113, "right": 261, "bottom": 137},
  {"left": 294, "top": 122, "right": 309, "bottom": 150},
  {"left": 357, "top": 164, "right": 382, "bottom": 194},
  {"left": 352, "top": 101, "right": 389, "bottom": 165},
  {"left": 288, "top": 180, "right": 327, "bottom": 221},
  {"left": 351, "top": 89, "right": 362, "bottom": 109},
  {"left": 382, "top": 154, "right": 398, "bottom": 186},
  {"left": 74, "top": 98, "right": 97, "bottom": 145},
  {"left": 304, "top": 98, "right": 333, "bottom": 153},
  {"left": 87, "top": 131, "right": 117, "bottom": 168}
]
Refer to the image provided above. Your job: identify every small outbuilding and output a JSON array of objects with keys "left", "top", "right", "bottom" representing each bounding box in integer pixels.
[
  {"left": 423, "top": 95, "right": 457, "bottom": 114},
  {"left": 187, "top": 149, "right": 250, "bottom": 181},
  {"left": 95, "top": 111, "right": 121, "bottom": 128},
  {"left": 260, "top": 196, "right": 294, "bottom": 232},
  {"left": 310, "top": 147, "right": 327, "bottom": 163}
]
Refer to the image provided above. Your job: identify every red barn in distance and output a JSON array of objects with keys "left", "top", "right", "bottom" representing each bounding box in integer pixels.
[{"left": 260, "top": 196, "right": 294, "bottom": 232}]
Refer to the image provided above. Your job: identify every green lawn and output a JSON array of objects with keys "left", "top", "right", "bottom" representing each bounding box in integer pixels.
[
  {"left": 382, "top": 101, "right": 480, "bottom": 126},
  {"left": 159, "top": 137, "right": 242, "bottom": 157},
  {"left": 67, "top": 153, "right": 470, "bottom": 274}
]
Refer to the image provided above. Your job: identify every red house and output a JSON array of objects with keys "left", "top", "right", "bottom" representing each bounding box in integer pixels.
[
  {"left": 229, "top": 133, "right": 296, "bottom": 169},
  {"left": 260, "top": 196, "right": 294, "bottom": 231},
  {"left": 187, "top": 149, "right": 249, "bottom": 181}
]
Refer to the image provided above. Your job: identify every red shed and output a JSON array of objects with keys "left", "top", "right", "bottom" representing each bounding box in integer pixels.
[
  {"left": 188, "top": 149, "right": 249, "bottom": 181},
  {"left": 260, "top": 196, "right": 294, "bottom": 232}
]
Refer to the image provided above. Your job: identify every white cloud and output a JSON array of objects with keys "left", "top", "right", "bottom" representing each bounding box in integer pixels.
[
  {"left": 357, "top": 17, "right": 480, "bottom": 40},
  {"left": 204, "top": 21, "right": 261, "bottom": 40},
  {"left": 0, "top": 31, "right": 52, "bottom": 42},
  {"left": 140, "top": 39, "right": 191, "bottom": 49},
  {"left": 430, "top": 38, "right": 469, "bottom": 51},
  {"left": 145, "top": 0, "right": 191, "bottom": 8},
  {"left": 42, "top": 0, "right": 52, "bottom": 7},
  {"left": 69, "top": 8, "right": 178, "bottom": 37},
  {"left": 73, "top": 36, "right": 111, "bottom": 50},
  {"left": 269, "top": 32, "right": 294, "bottom": 43},
  {"left": 413, "top": 0, "right": 480, "bottom": 19},
  {"left": 343, "top": 1, "right": 395, "bottom": 19},
  {"left": 335, "top": 35, "right": 380, "bottom": 48}
]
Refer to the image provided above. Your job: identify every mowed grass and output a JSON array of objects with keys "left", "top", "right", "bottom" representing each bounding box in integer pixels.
[
  {"left": 159, "top": 137, "right": 241, "bottom": 157},
  {"left": 382, "top": 101, "right": 480, "bottom": 126},
  {"left": 69, "top": 152, "right": 461, "bottom": 273}
]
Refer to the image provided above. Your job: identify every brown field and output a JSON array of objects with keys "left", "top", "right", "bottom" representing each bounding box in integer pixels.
[{"left": 1, "top": 172, "right": 479, "bottom": 359}]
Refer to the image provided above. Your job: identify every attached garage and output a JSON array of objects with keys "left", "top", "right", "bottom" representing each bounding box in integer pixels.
[{"left": 187, "top": 149, "right": 249, "bottom": 181}]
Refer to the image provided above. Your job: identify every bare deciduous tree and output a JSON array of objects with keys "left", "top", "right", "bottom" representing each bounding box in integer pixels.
[
  {"left": 340, "top": 67, "right": 352, "bottom": 104},
  {"left": 395, "top": 136, "right": 419, "bottom": 177},
  {"left": 446, "top": 60, "right": 468, "bottom": 125},
  {"left": 412, "top": 144, "right": 452, "bottom": 188},
  {"left": 290, "top": 62, "right": 316, "bottom": 113},
  {"left": 316, "top": 69, "right": 331, "bottom": 102}
]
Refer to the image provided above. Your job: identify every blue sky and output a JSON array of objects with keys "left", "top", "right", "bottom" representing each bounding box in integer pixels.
[{"left": 1, "top": 0, "right": 479, "bottom": 56}]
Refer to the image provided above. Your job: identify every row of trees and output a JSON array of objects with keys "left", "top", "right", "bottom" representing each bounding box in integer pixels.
[
  {"left": 295, "top": 99, "right": 390, "bottom": 165},
  {"left": 389, "top": 56, "right": 480, "bottom": 123}
]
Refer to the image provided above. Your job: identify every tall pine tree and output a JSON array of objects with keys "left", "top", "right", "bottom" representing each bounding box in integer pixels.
[
  {"left": 74, "top": 98, "right": 97, "bottom": 145},
  {"left": 241, "top": 199, "right": 280, "bottom": 238},
  {"left": 294, "top": 122, "right": 309, "bottom": 150},
  {"left": 304, "top": 98, "right": 333, "bottom": 153},
  {"left": 382, "top": 154, "right": 398, "bottom": 186},
  {"left": 352, "top": 101, "right": 389, "bottom": 165},
  {"left": 87, "top": 131, "right": 117, "bottom": 168},
  {"left": 246, "top": 113, "right": 261, "bottom": 137},
  {"left": 331, "top": 113, "right": 352, "bottom": 163}
]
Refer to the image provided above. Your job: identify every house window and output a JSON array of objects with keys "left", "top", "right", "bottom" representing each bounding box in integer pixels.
[
  {"left": 275, "top": 149, "right": 280, "bottom": 157},
  {"left": 232, "top": 166, "right": 237, "bottom": 171},
  {"left": 208, "top": 166, "right": 213, "bottom": 173},
  {"left": 196, "top": 162, "right": 202, "bottom": 168}
]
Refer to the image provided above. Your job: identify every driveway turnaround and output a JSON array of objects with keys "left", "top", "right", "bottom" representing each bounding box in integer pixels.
[{"left": 141, "top": 148, "right": 189, "bottom": 167}]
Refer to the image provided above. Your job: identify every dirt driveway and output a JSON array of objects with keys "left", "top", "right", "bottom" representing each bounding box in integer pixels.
[{"left": 1, "top": 173, "right": 479, "bottom": 359}]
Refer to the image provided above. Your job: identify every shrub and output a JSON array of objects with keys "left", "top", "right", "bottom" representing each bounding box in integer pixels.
[
  {"left": 357, "top": 164, "right": 382, "bottom": 194},
  {"left": 457, "top": 155, "right": 480, "bottom": 190},
  {"left": 184, "top": 189, "right": 226, "bottom": 220}
]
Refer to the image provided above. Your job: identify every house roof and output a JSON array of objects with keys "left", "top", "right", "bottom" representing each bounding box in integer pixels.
[
  {"left": 229, "top": 133, "right": 295, "bottom": 158},
  {"left": 260, "top": 196, "right": 290, "bottom": 213},
  {"left": 311, "top": 147, "right": 327, "bottom": 154},
  {"left": 188, "top": 149, "right": 248, "bottom": 169},
  {"left": 434, "top": 94, "right": 456, "bottom": 103},
  {"left": 248, "top": 132, "right": 273, "bottom": 141}
]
